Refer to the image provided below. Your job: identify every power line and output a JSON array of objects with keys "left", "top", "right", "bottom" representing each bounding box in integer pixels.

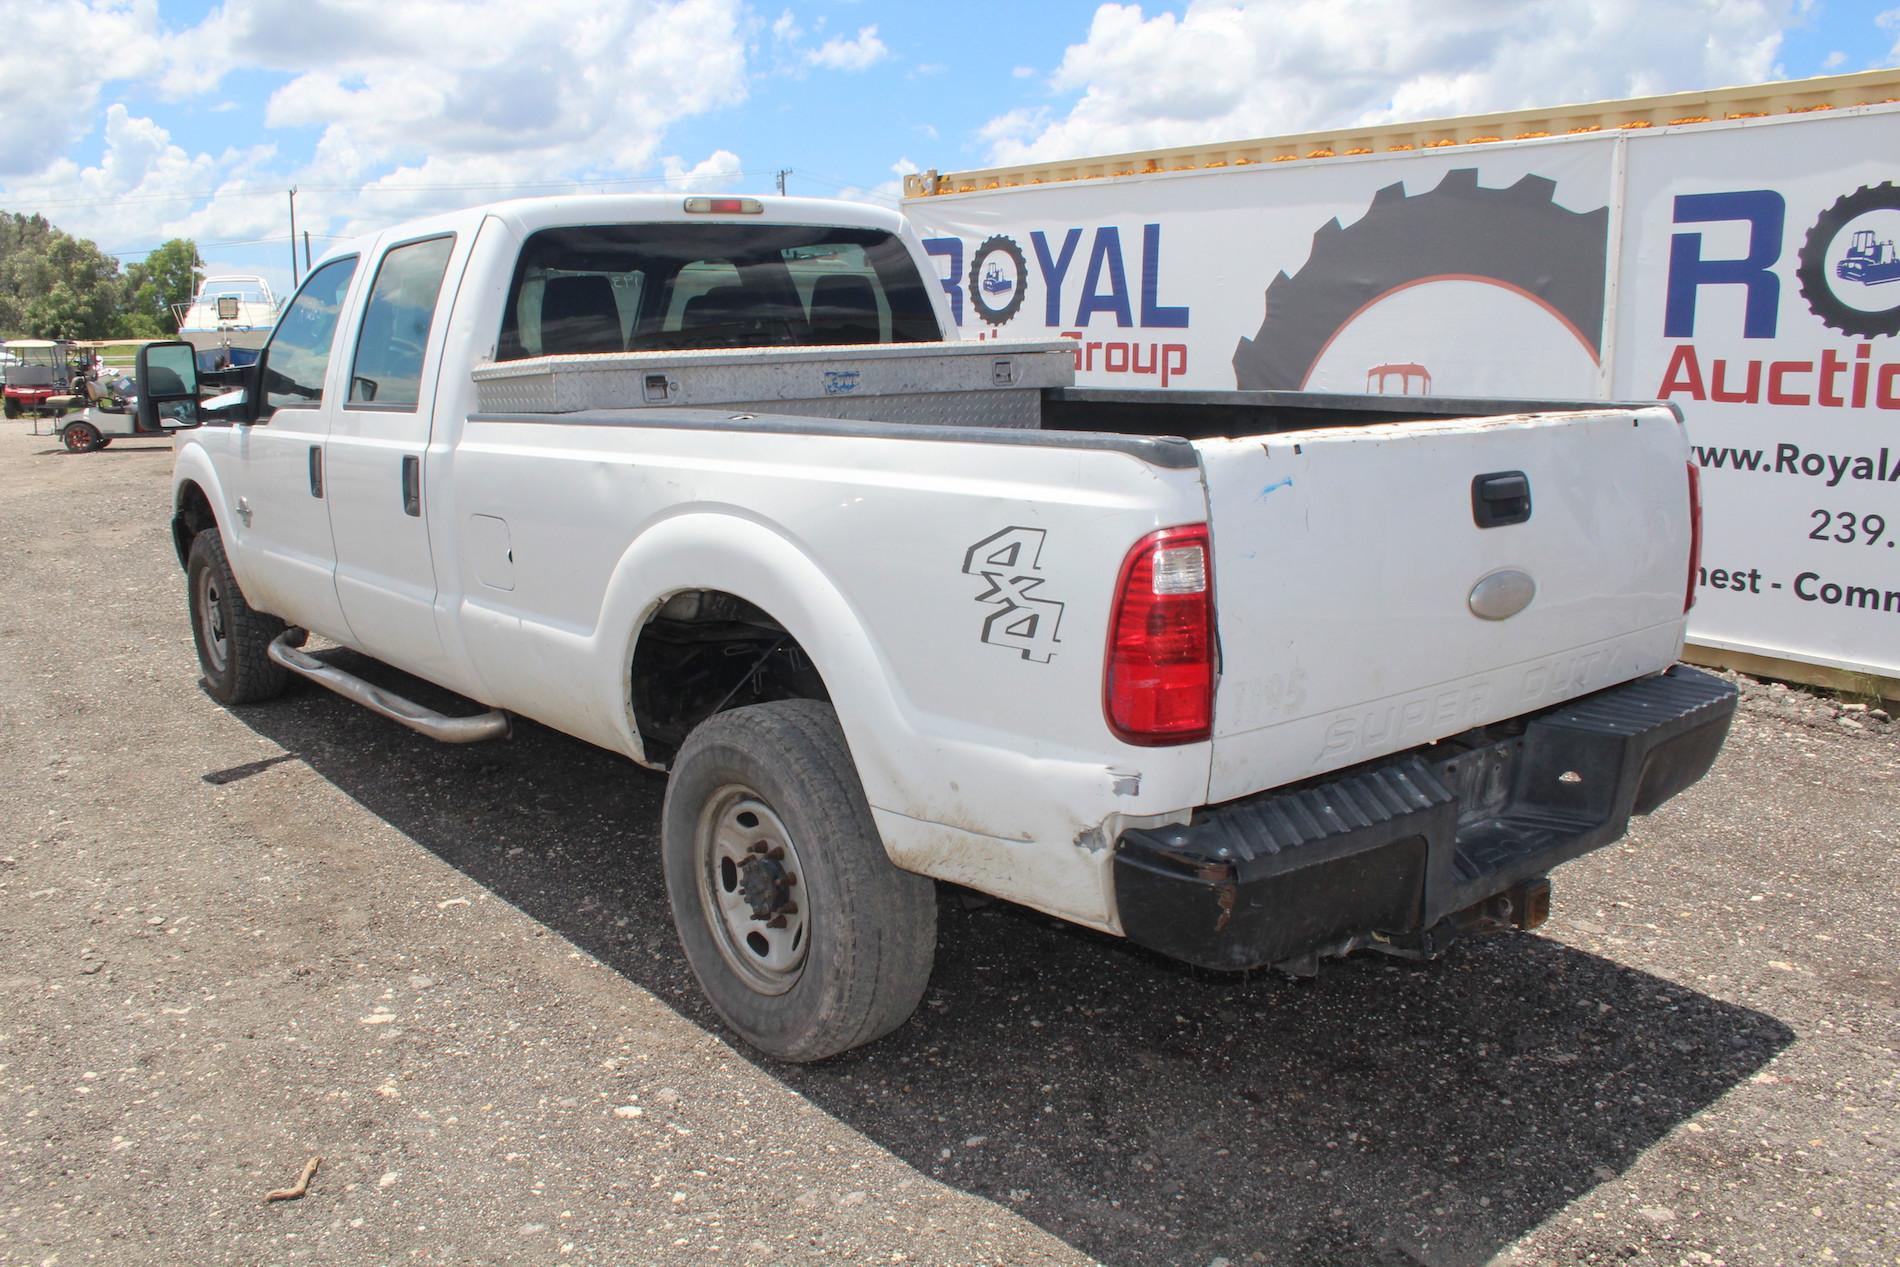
[
  {"left": 98, "top": 234, "right": 323, "bottom": 259},
  {"left": 788, "top": 169, "right": 903, "bottom": 206},
  {"left": 6, "top": 169, "right": 764, "bottom": 214}
]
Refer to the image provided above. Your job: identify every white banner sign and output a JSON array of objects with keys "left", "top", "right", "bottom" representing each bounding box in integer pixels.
[
  {"left": 906, "top": 107, "right": 1900, "bottom": 680},
  {"left": 1612, "top": 111, "right": 1899, "bottom": 679}
]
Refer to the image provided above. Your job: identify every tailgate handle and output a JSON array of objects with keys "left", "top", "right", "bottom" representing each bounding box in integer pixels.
[{"left": 1472, "top": 471, "right": 1531, "bottom": 529}]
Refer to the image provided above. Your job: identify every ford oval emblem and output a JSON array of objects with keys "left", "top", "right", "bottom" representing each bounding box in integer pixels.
[{"left": 1469, "top": 568, "right": 1537, "bottom": 620}]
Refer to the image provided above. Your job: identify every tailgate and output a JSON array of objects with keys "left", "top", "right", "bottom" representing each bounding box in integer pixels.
[{"left": 1197, "top": 408, "right": 1692, "bottom": 804}]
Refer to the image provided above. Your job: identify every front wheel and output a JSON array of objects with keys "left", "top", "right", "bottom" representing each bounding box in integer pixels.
[
  {"left": 661, "top": 700, "right": 937, "bottom": 1062},
  {"left": 185, "top": 529, "right": 290, "bottom": 704},
  {"left": 61, "top": 420, "right": 101, "bottom": 453}
]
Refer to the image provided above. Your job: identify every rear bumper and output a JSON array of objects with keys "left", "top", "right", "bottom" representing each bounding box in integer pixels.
[{"left": 1113, "top": 666, "right": 1738, "bottom": 971}]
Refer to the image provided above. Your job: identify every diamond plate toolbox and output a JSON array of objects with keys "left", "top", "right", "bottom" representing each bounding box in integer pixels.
[{"left": 470, "top": 339, "right": 1078, "bottom": 428}]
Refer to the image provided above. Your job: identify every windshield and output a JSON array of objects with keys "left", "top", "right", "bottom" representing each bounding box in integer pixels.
[
  {"left": 195, "top": 278, "right": 272, "bottom": 304},
  {"left": 497, "top": 223, "right": 941, "bottom": 360}
]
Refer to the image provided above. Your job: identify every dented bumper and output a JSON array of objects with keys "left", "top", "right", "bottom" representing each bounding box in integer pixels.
[{"left": 1112, "top": 666, "right": 1739, "bottom": 971}]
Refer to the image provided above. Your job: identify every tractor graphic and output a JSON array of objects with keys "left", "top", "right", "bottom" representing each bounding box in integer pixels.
[
  {"left": 1836, "top": 228, "right": 1900, "bottom": 286},
  {"left": 981, "top": 261, "right": 1015, "bottom": 295},
  {"left": 1367, "top": 362, "right": 1432, "bottom": 395}
]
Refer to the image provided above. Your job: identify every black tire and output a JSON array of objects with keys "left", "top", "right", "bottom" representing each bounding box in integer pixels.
[
  {"left": 61, "top": 421, "right": 102, "bottom": 453},
  {"left": 94, "top": 436, "right": 112, "bottom": 449},
  {"left": 661, "top": 700, "right": 937, "bottom": 1062},
  {"left": 1796, "top": 181, "right": 1900, "bottom": 339},
  {"left": 1231, "top": 168, "right": 1609, "bottom": 389},
  {"left": 185, "top": 529, "right": 290, "bottom": 704},
  {"left": 967, "top": 234, "right": 1029, "bottom": 327},
  {"left": 2, "top": 397, "right": 18, "bottom": 419}
]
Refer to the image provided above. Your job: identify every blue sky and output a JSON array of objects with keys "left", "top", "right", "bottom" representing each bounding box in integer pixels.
[{"left": 1, "top": 0, "right": 1895, "bottom": 297}]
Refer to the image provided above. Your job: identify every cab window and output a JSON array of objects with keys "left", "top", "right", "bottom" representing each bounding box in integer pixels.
[
  {"left": 261, "top": 256, "right": 359, "bottom": 417},
  {"left": 347, "top": 235, "right": 456, "bottom": 408},
  {"left": 497, "top": 223, "right": 939, "bottom": 359}
]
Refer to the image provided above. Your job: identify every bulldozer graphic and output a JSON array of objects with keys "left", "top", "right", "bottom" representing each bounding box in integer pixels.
[{"left": 1836, "top": 227, "right": 1900, "bottom": 286}]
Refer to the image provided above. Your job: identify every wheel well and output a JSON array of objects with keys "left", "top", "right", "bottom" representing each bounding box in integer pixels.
[
  {"left": 630, "top": 590, "right": 830, "bottom": 766},
  {"left": 172, "top": 481, "right": 217, "bottom": 568}
]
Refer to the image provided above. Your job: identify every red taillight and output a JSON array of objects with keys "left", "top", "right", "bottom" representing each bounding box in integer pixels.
[
  {"left": 683, "top": 196, "right": 763, "bottom": 215},
  {"left": 1105, "top": 525, "right": 1214, "bottom": 745},
  {"left": 1685, "top": 461, "right": 1702, "bottom": 613}
]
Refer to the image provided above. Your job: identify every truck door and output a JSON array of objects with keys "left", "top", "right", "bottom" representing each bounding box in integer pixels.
[
  {"left": 224, "top": 254, "right": 360, "bottom": 639},
  {"left": 323, "top": 232, "right": 461, "bottom": 675}
]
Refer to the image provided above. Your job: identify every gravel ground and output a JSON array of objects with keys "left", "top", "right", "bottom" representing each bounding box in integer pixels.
[{"left": 0, "top": 421, "right": 1894, "bottom": 1267}]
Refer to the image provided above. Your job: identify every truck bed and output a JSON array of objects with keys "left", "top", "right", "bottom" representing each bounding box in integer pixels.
[{"left": 470, "top": 337, "right": 1664, "bottom": 445}]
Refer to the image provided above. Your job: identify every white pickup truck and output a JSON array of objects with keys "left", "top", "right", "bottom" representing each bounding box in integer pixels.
[{"left": 152, "top": 194, "right": 1736, "bottom": 1061}]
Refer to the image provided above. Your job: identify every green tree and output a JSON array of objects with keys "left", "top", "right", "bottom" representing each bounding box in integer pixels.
[
  {"left": 0, "top": 211, "right": 130, "bottom": 339},
  {"left": 120, "top": 237, "right": 203, "bottom": 336}
]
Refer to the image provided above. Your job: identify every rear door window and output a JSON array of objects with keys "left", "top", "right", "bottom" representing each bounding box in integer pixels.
[
  {"left": 497, "top": 223, "right": 939, "bottom": 359},
  {"left": 347, "top": 235, "right": 455, "bottom": 408}
]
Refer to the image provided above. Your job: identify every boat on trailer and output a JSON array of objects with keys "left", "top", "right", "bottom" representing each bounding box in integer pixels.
[{"left": 172, "top": 275, "right": 281, "bottom": 372}]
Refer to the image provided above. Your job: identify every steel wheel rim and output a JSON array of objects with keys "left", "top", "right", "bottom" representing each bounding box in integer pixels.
[
  {"left": 195, "top": 566, "right": 229, "bottom": 674},
  {"left": 694, "top": 784, "right": 810, "bottom": 996}
]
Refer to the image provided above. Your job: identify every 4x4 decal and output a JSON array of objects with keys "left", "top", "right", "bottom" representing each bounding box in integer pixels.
[{"left": 962, "top": 526, "right": 1064, "bottom": 663}]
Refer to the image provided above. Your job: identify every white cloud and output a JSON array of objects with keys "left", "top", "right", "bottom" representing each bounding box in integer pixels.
[
  {"left": 828, "top": 157, "right": 916, "bottom": 208},
  {"left": 0, "top": 0, "right": 754, "bottom": 259},
  {"left": 661, "top": 149, "right": 744, "bottom": 192},
  {"left": 1821, "top": 49, "right": 1846, "bottom": 68},
  {"left": 254, "top": 0, "right": 746, "bottom": 177},
  {"left": 1012, "top": 65, "right": 1038, "bottom": 79},
  {"left": 1880, "top": 7, "right": 1900, "bottom": 60},
  {"left": 0, "top": 0, "right": 168, "bottom": 176},
  {"left": 806, "top": 24, "right": 889, "bottom": 71},
  {"left": 0, "top": 106, "right": 282, "bottom": 259},
  {"left": 982, "top": 0, "right": 1803, "bottom": 165}
]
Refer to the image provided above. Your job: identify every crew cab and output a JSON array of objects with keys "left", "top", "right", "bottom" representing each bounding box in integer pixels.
[{"left": 158, "top": 194, "right": 1736, "bottom": 1061}]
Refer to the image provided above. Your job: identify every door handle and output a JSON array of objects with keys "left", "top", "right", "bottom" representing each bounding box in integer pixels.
[
  {"left": 1471, "top": 470, "right": 1531, "bottom": 528},
  {"left": 308, "top": 445, "right": 323, "bottom": 498},
  {"left": 401, "top": 455, "right": 421, "bottom": 517}
]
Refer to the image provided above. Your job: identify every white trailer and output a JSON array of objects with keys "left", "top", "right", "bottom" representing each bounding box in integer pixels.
[{"left": 903, "top": 70, "right": 1900, "bottom": 694}]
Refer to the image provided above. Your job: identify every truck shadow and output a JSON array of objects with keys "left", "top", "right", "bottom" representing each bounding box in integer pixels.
[{"left": 225, "top": 658, "right": 1793, "bottom": 1267}]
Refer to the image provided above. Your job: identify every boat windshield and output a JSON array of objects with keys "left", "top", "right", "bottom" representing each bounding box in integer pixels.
[{"left": 193, "top": 278, "right": 273, "bottom": 305}]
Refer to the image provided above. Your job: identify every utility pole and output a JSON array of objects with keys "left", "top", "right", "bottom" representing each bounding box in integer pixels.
[
  {"left": 776, "top": 169, "right": 791, "bottom": 196},
  {"left": 287, "top": 187, "right": 299, "bottom": 287}
]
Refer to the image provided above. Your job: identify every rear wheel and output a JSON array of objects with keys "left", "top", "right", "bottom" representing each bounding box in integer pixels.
[
  {"left": 2, "top": 397, "right": 17, "bottom": 419},
  {"left": 186, "top": 529, "right": 289, "bottom": 704},
  {"left": 661, "top": 700, "right": 937, "bottom": 1062},
  {"left": 61, "top": 421, "right": 101, "bottom": 453}
]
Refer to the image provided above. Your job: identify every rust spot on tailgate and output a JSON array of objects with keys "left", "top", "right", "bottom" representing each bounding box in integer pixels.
[{"left": 1214, "top": 880, "right": 1238, "bottom": 933}]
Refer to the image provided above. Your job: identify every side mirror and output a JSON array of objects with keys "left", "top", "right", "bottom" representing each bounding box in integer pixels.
[{"left": 135, "top": 340, "right": 201, "bottom": 432}]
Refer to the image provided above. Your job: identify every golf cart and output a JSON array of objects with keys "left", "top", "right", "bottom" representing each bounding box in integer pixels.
[
  {"left": 2, "top": 338, "right": 77, "bottom": 418},
  {"left": 52, "top": 342, "right": 201, "bottom": 453}
]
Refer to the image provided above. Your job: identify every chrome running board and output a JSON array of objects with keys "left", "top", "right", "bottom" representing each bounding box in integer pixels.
[{"left": 268, "top": 631, "right": 510, "bottom": 744}]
